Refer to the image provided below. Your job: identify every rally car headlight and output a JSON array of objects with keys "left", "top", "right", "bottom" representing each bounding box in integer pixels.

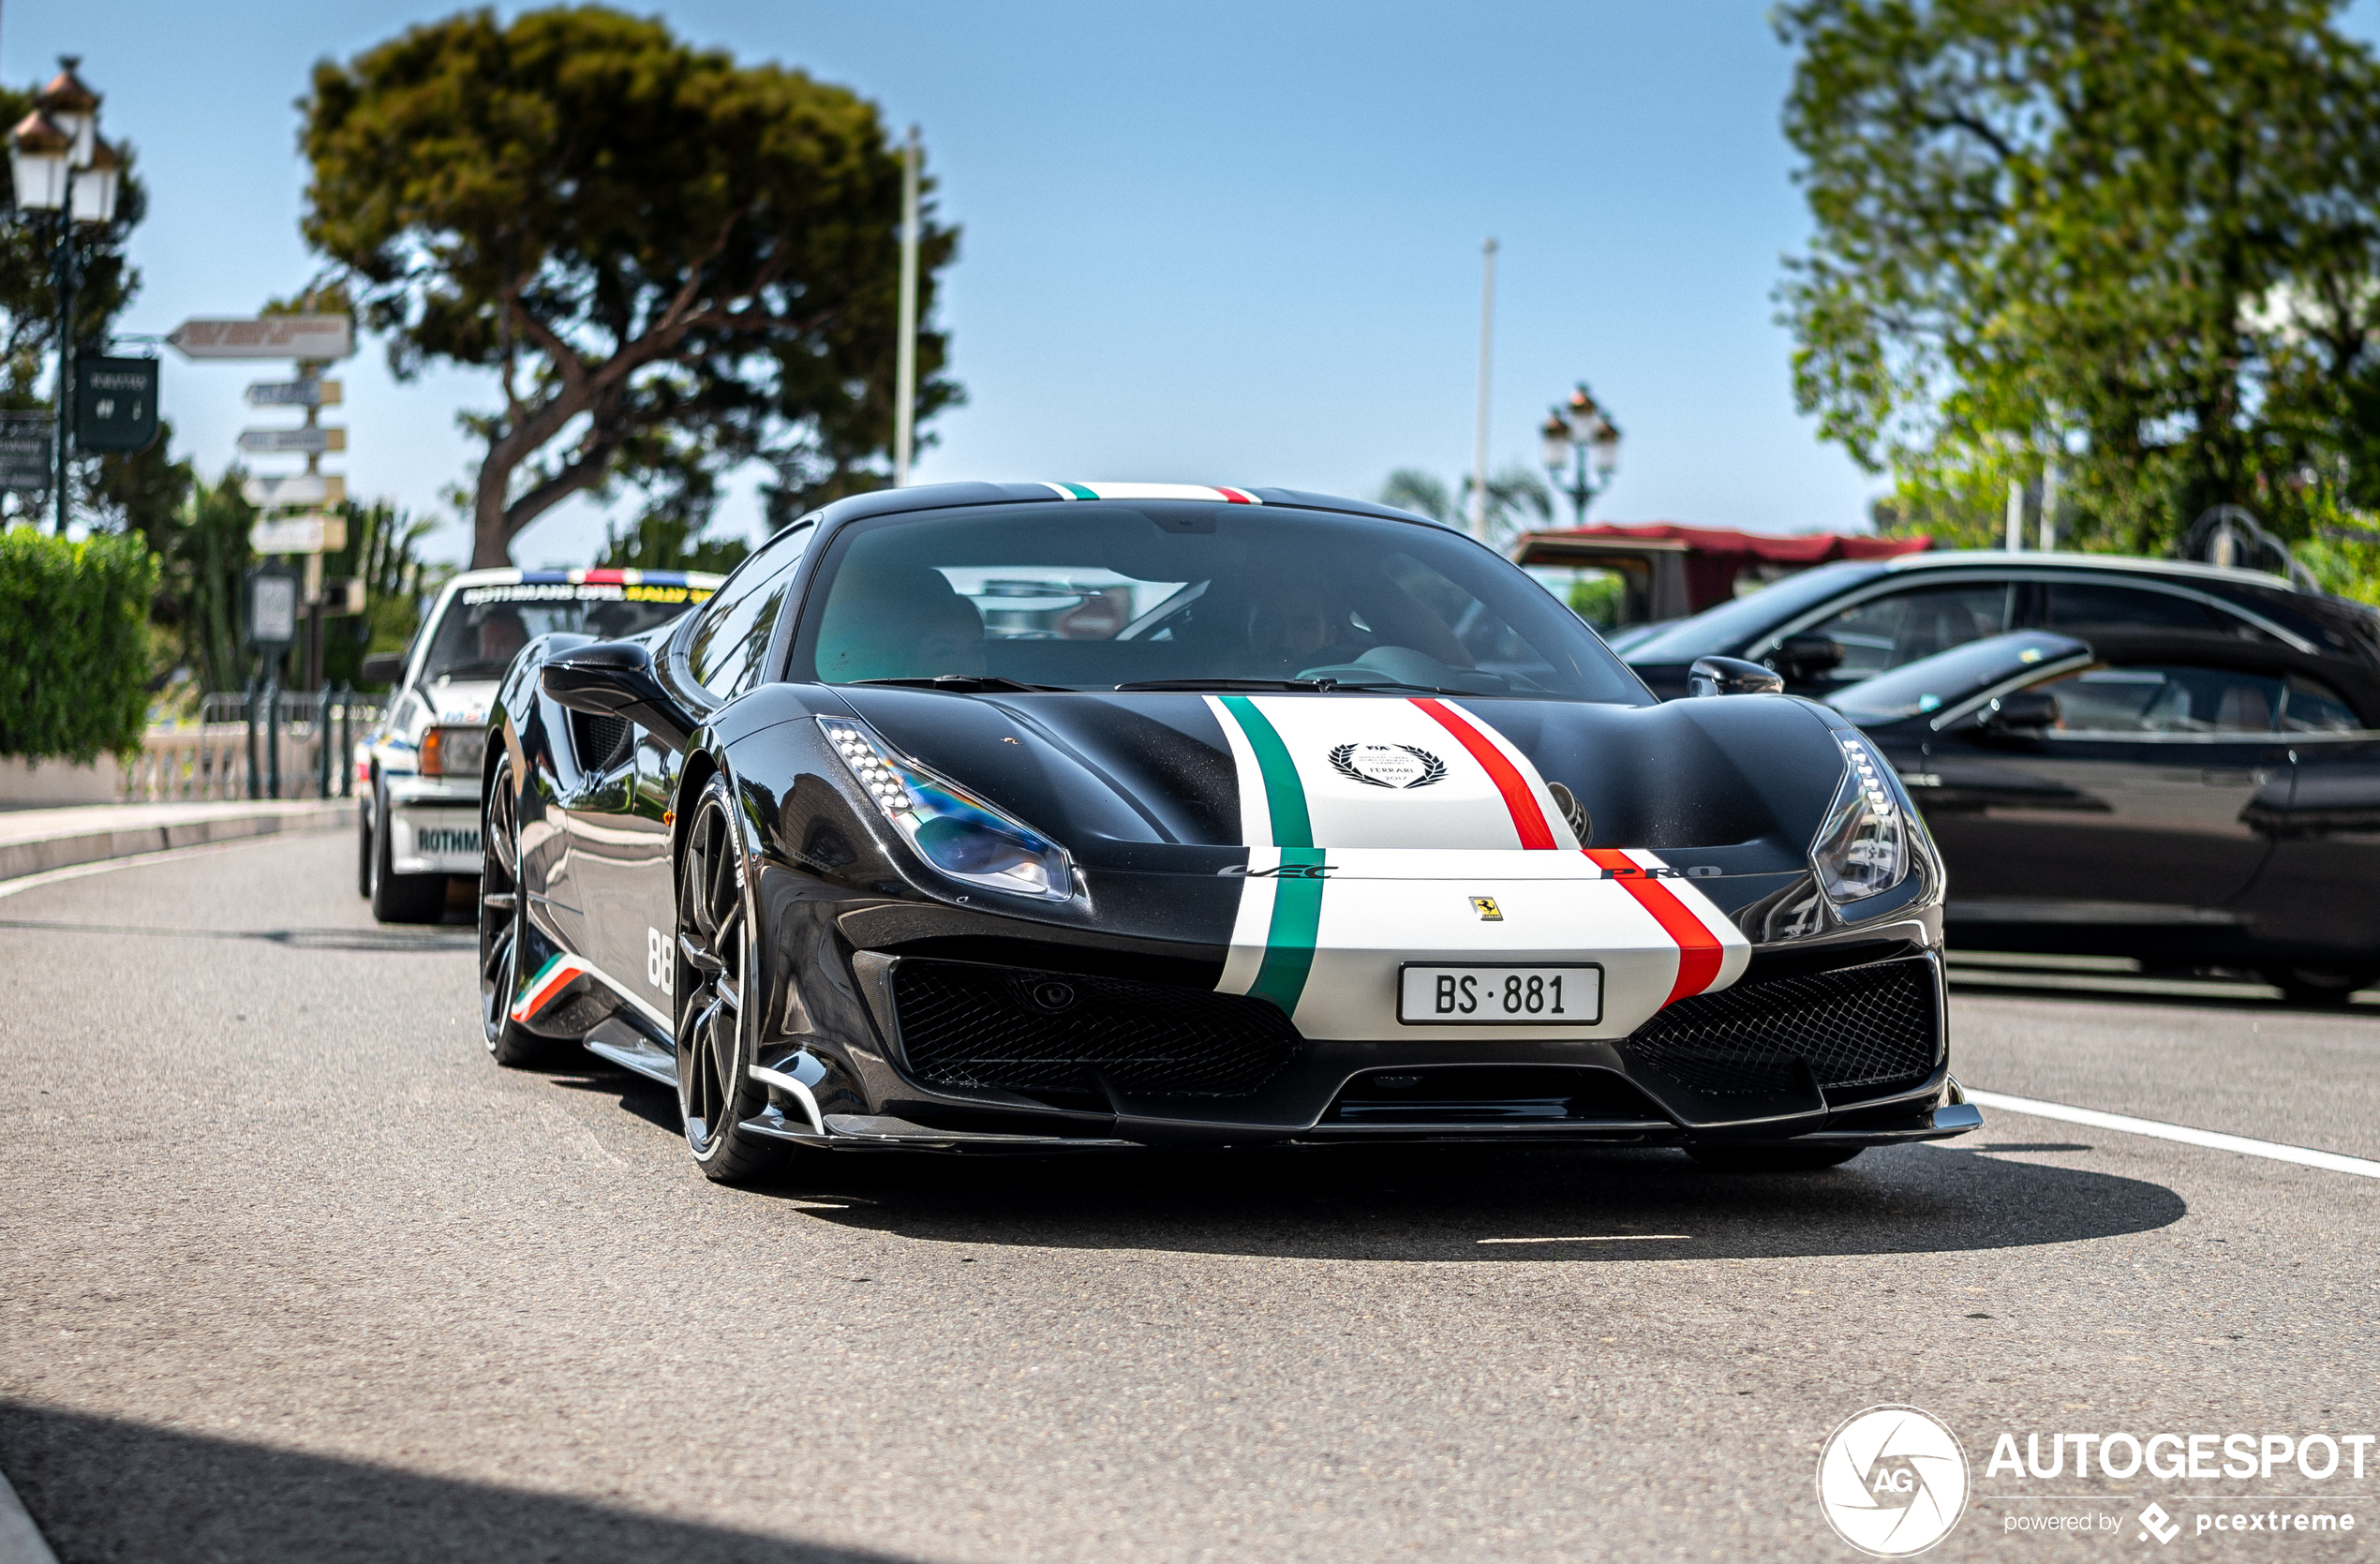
[
  {"left": 1809, "top": 733, "right": 1908, "bottom": 903},
  {"left": 818, "top": 716, "right": 1075, "bottom": 901}
]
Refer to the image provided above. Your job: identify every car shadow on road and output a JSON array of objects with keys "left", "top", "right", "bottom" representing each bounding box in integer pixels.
[
  {"left": 0, "top": 1401, "right": 889, "bottom": 1564},
  {"left": 757, "top": 1138, "right": 2185, "bottom": 1264},
  {"left": 0, "top": 916, "right": 477, "bottom": 954}
]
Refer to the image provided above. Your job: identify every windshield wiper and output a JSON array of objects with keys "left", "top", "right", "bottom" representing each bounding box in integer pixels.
[
  {"left": 1112, "top": 678, "right": 1340, "bottom": 693},
  {"left": 847, "top": 675, "right": 1064, "bottom": 693}
]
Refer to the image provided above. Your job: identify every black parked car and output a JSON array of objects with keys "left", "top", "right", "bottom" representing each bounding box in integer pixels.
[
  {"left": 1622, "top": 550, "right": 2380, "bottom": 701},
  {"left": 477, "top": 481, "right": 1980, "bottom": 1184},
  {"left": 1830, "top": 629, "right": 2380, "bottom": 1003}
]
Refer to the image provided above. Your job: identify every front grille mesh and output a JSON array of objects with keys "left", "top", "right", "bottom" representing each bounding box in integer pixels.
[
  {"left": 1623, "top": 955, "right": 1940, "bottom": 1098},
  {"left": 892, "top": 960, "right": 1301, "bottom": 1098}
]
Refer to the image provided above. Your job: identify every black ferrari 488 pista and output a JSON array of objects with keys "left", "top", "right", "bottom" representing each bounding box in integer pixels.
[{"left": 479, "top": 482, "right": 1980, "bottom": 1183}]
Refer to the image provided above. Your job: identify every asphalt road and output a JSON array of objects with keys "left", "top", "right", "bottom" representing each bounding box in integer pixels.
[{"left": 1, "top": 832, "right": 2374, "bottom": 1562}]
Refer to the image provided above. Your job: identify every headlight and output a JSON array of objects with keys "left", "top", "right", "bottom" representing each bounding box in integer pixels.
[
  {"left": 420, "top": 724, "right": 486, "bottom": 779},
  {"left": 818, "top": 716, "right": 1075, "bottom": 901},
  {"left": 1809, "top": 733, "right": 1908, "bottom": 903}
]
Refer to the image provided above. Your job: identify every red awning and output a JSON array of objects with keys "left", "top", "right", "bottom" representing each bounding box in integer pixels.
[
  {"left": 1522, "top": 522, "right": 1929, "bottom": 565},
  {"left": 1510, "top": 523, "right": 1931, "bottom": 618}
]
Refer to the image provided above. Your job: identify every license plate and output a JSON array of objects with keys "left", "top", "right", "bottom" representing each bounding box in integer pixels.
[
  {"left": 1397, "top": 963, "right": 1601, "bottom": 1025},
  {"left": 416, "top": 827, "right": 482, "bottom": 856}
]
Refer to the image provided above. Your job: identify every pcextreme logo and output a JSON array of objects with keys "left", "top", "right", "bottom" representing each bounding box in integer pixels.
[{"left": 1817, "top": 1406, "right": 1971, "bottom": 1557}]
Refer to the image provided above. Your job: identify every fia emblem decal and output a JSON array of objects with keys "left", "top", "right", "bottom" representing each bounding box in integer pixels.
[
  {"left": 1470, "top": 896, "right": 1503, "bottom": 922},
  {"left": 1328, "top": 742, "right": 1447, "bottom": 789}
]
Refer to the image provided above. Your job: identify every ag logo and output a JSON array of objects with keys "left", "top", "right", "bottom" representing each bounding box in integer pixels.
[
  {"left": 1815, "top": 1406, "right": 1969, "bottom": 1557},
  {"left": 1328, "top": 742, "right": 1446, "bottom": 789}
]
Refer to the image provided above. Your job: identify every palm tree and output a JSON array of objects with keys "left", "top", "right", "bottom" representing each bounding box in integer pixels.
[{"left": 1378, "top": 464, "right": 1554, "bottom": 550}]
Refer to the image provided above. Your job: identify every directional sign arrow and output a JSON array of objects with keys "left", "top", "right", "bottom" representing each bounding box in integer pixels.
[
  {"left": 243, "top": 472, "right": 346, "bottom": 509},
  {"left": 245, "top": 378, "right": 342, "bottom": 409},
  {"left": 169, "top": 315, "right": 352, "bottom": 361},
  {"left": 249, "top": 514, "right": 350, "bottom": 556},
  {"left": 238, "top": 426, "right": 346, "bottom": 454}
]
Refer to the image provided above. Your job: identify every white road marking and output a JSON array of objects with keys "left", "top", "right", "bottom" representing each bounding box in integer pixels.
[
  {"left": 1965, "top": 1090, "right": 2380, "bottom": 1179},
  {"left": 1478, "top": 1235, "right": 1693, "bottom": 1244}
]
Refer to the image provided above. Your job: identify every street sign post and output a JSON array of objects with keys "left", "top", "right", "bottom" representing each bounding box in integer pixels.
[
  {"left": 237, "top": 425, "right": 345, "bottom": 454},
  {"left": 74, "top": 357, "right": 160, "bottom": 454},
  {"left": 245, "top": 378, "right": 341, "bottom": 409},
  {"left": 249, "top": 514, "right": 349, "bottom": 556},
  {"left": 0, "top": 414, "right": 53, "bottom": 491},
  {"left": 169, "top": 315, "right": 353, "bottom": 361},
  {"left": 243, "top": 472, "right": 346, "bottom": 510}
]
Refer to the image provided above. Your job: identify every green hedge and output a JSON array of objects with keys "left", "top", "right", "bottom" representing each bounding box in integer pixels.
[{"left": 0, "top": 527, "right": 158, "bottom": 765}]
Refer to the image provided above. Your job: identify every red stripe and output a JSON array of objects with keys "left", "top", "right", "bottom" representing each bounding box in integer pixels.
[
  {"left": 1408, "top": 698, "right": 1557, "bottom": 849},
  {"left": 1216, "top": 486, "right": 1255, "bottom": 504},
  {"left": 1583, "top": 848, "right": 1722, "bottom": 1005},
  {"left": 513, "top": 959, "right": 586, "bottom": 1020}
]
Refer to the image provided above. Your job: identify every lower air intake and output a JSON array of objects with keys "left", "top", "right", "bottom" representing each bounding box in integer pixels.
[
  {"left": 891, "top": 959, "right": 1300, "bottom": 1098},
  {"left": 1621, "top": 953, "right": 1941, "bottom": 1098}
]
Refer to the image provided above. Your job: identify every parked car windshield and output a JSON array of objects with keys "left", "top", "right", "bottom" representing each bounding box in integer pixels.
[
  {"left": 420, "top": 580, "right": 715, "bottom": 684},
  {"left": 1621, "top": 561, "right": 1891, "bottom": 663},
  {"left": 792, "top": 501, "right": 1652, "bottom": 702},
  {"left": 1827, "top": 633, "right": 2090, "bottom": 723}
]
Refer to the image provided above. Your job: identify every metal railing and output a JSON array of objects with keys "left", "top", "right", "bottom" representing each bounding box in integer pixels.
[{"left": 127, "top": 686, "right": 382, "bottom": 802}]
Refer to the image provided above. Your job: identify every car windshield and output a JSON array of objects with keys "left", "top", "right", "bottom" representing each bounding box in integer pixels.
[
  {"left": 791, "top": 500, "right": 1651, "bottom": 702},
  {"left": 1623, "top": 561, "right": 1892, "bottom": 663},
  {"left": 420, "top": 580, "right": 714, "bottom": 684},
  {"left": 1826, "top": 632, "right": 2090, "bottom": 723}
]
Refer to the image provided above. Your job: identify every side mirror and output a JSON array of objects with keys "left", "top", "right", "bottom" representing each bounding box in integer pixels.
[
  {"left": 1771, "top": 634, "right": 1845, "bottom": 684},
  {"left": 359, "top": 652, "right": 406, "bottom": 687},
  {"left": 1984, "top": 689, "right": 2060, "bottom": 731},
  {"left": 1688, "top": 655, "right": 1786, "bottom": 698},
  {"left": 541, "top": 640, "right": 697, "bottom": 752}
]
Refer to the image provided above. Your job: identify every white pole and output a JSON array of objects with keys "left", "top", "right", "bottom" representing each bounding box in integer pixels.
[
  {"left": 2004, "top": 474, "right": 2024, "bottom": 552},
  {"left": 1469, "top": 237, "right": 1497, "bottom": 540},
  {"left": 2038, "top": 459, "right": 2059, "bottom": 552},
  {"left": 892, "top": 125, "right": 921, "bottom": 488}
]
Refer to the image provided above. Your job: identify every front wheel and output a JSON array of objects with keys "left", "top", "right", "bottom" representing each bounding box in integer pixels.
[
  {"left": 1686, "top": 1144, "right": 1865, "bottom": 1173},
  {"left": 479, "top": 757, "right": 552, "bottom": 1066},
  {"left": 675, "top": 776, "right": 792, "bottom": 1184},
  {"left": 369, "top": 782, "right": 448, "bottom": 924}
]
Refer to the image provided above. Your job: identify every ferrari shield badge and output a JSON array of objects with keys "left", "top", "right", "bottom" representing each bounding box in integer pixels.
[{"left": 1328, "top": 742, "right": 1447, "bottom": 789}]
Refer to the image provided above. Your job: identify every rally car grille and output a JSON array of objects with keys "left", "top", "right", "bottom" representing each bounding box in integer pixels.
[
  {"left": 1621, "top": 954, "right": 1940, "bottom": 1099},
  {"left": 891, "top": 960, "right": 1301, "bottom": 1098}
]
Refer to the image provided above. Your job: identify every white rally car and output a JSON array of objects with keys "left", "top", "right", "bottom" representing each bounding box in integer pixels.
[{"left": 357, "top": 567, "right": 721, "bottom": 921}]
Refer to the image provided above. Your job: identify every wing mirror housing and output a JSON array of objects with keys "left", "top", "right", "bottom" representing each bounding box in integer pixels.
[
  {"left": 359, "top": 652, "right": 407, "bottom": 687},
  {"left": 1771, "top": 634, "right": 1845, "bottom": 685},
  {"left": 540, "top": 640, "right": 697, "bottom": 752},
  {"left": 1688, "top": 655, "right": 1786, "bottom": 698},
  {"left": 1983, "top": 689, "right": 2060, "bottom": 732}
]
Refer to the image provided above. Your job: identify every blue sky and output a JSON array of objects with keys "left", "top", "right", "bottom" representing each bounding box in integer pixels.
[{"left": 29, "top": 2, "right": 1890, "bottom": 566}]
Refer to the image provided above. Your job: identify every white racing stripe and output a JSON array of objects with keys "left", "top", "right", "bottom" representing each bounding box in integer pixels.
[{"left": 1965, "top": 1089, "right": 2380, "bottom": 1179}]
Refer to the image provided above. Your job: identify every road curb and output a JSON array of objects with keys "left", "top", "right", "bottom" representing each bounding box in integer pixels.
[
  {"left": 0, "top": 1468, "right": 58, "bottom": 1564},
  {"left": 0, "top": 801, "right": 354, "bottom": 883}
]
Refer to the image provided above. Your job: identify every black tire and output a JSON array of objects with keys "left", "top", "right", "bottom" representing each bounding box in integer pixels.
[
  {"left": 356, "top": 794, "right": 374, "bottom": 899},
  {"left": 2263, "top": 964, "right": 2378, "bottom": 1007},
  {"left": 1686, "top": 1144, "right": 1866, "bottom": 1173},
  {"left": 369, "top": 781, "right": 448, "bottom": 924},
  {"left": 675, "top": 775, "right": 793, "bottom": 1185},
  {"left": 479, "top": 757, "right": 554, "bottom": 1067}
]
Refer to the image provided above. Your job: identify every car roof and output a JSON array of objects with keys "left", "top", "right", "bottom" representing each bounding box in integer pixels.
[
  {"left": 437, "top": 566, "right": 728, "bottom": 590},
  {"left": 814, "top": 480, "right": 1426, "bottom": 529},
  {"left": 1873, "top": 548, "right": 2309, "bottom": 592}
]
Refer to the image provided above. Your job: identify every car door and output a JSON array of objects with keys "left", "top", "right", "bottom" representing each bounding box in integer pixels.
[
  {"left": 557, "top": 709, "right": 644, "bottom": 984},
  {"left": 1783, "top": 579, "right": 2016, "bottom": 697},
  {"left": 2231, "top": 669, "right": 2380, "bottom": 961},
  {"left": 1922, "top": 653, "right": 2292, "bottom": 930}
]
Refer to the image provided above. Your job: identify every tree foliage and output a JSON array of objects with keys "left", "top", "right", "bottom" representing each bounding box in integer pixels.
[
  {"left": 1778, "top": 0, "right": 2380, "bottom": 554},
  {"left": 0, "top": 529, "right": 155, "bottom": 762},
  {"left": 1378, "top": 464, "right": 1554, "bottom": 550},
  {"left": 301, "top": 6, "right": 959, "bottom": 567}
]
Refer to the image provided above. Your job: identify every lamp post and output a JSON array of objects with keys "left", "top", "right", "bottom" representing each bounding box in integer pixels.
[
  {"left": 8, "top": 57, "right": 123, "bottom": 533},
  {"left": 1540, "top": 383, "right": 1621, "bottom": 529}
]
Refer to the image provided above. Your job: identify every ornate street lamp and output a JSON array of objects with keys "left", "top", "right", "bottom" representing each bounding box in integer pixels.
[
  {"left": 1541, "top": 383, "right": 1621, "bottom": 528},
  {"left": 7, "top": 57, "right": 121, "bottom": 532}
]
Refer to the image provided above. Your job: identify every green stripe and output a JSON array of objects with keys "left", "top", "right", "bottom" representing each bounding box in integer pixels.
[
  {"left": 1217, "top": 695, "right": 1310, "bottom": 848},
  {"left": 1060, "top": 482, "right": 1098, "bottom": 500},
  {"left": 1218, "top": 694, "right": 1321, "bottom": 1018}
]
